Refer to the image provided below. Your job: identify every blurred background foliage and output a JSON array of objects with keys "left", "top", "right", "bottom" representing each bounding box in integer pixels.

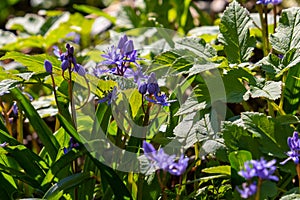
[{"left": 0, "top": 0, "right": 300, "bottom": 33}]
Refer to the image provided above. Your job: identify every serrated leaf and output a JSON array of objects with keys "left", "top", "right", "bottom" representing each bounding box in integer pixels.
[
  {"left": 175, "top": 95, "right": 207, "bottom": 116},
  {"left": 243, "top": 81, "right": 282, "bottom": 101},
  {"left": 219, "top": 1, "right": 255, "bottom": 63},
  {"left": 270, "top": 7, "right": 300, "bottom": 54}
]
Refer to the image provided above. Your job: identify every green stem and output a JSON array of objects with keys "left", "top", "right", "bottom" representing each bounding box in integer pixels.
[
  {"left": 279, "top": 72, "right": 287, "bottom": 110},
  {"left": 68, "top": 69, "right": 77, "bottom": 129},
  {"left": 16, "top": 109, "right": 23, "bottom": 143},
  {"left": 257, "top": 5, "right": 269, "bottom": 56},
  {"left": 0, "top": 99, "right": 12, "bottom": 135},
  {"left": 255, "top": 178, "right": 262, "bottom": 200}
]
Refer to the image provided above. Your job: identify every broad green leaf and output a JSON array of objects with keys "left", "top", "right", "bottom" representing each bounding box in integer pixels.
[
  {"left": 202, "top": 165, "right": 231, "bottom": 176},
  {"left": 175, "top": 37, "right": 216, "bottom": 59},
  {"left": 73, "top": 4, "right": 116, "bottom": 24},
  {"left": 243, "top": 81, "right": 282, "bottom": 101},
  {"left": 270, "top": 7, "right": 300, "bottom": 54},
  {"left": 219, "top": 1, "right": 255, "bottom": 63},
  {"left": 175, "top": 95, "right": 207, "bottom": 116},
  {"left": 283, "top": 63, "right": 300, "bottom": 114},
  {"left": 57, "top": 114, "right": 133, "bottom": 200},
  {"left": 0, "top": 52, "right": 61, "bottom": 73},
  {"left": 129, "top": 89, "right": 142, "bottom": 118},
  {"left": 43, "top": 172, "right": 93, "bottom": 199},
  {"left": 10, "top": 88, "right": 59, "bottom": 162},
  {"left": 228, "top": 150, "right": 252, "bottom": 171},
  {"left": 260, "top": 181, "right": 277, "bottom": 199}
]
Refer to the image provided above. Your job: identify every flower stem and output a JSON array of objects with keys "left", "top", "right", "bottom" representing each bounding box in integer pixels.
[
  {"left": 296, "top": 164, "right": 300, "bottom": 189},
  {"left": 255, "top": 178, "right": 262, "bottom": 200}
]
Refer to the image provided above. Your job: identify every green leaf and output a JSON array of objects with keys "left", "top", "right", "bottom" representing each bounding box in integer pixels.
[
  {"left": 57, "top": 114, "right": 133, "bottom": 200},
  {"left": 219, "top": 1, "right": 255, "bottom": 63},
  {"left": 10, "top": 88, "right": 59, "bottom": 162},
  {"left": 270, "top": 7, "right": 300, "bottom": 54},
  {"left": 202, "top": 165, "right": 231, "bottom": 176},
  {"left": 283, "top": 62, "right": 300, "bottom": 114},
  {"left": 243, "top": 81, "right": 282, "bottom": 101},
  {"left": 175, "top": 37, "right": 216, "bottom": 59},
  {"left": 228, "top": 150, "right": 252, "bottom": 171},
  {"left": 0, "top": 52, "right": 61, "bottom": 73},
  {"left": 73, "top": 4, "right": 116, "bottom": 24},
  {"left": 43, "top": 172, "right": 94, "bottom": 199}
]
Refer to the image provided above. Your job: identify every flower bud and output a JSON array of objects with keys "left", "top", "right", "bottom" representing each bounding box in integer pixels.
[
  {"left": 44, "top": 60, "right": 53, "bottom": 74},
  {"left": 138, "top": 82, "right": 147, "bottom": 94}
]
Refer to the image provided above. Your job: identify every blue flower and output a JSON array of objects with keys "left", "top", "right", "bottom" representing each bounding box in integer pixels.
[
  {"left": 146, "top": 93, "right": 176, "bottom": 107},
  {"left": 147, "top": 72, "right": 159, "bottom": 94},
  {"left": 251, "top": 158, "right": 278, "bottom": 181},
  {"left": 101, "top": 45, "right": 122, "bottom": 66},
  {"left": 238, "top": 161, "right": 257, "bottom": 180},
  {"left": 256, "top": 0, "right": 282, "bottom": 5},
  {"left": 44, "top": 60, "right": 53, "bottom": 74},
  {"left": 142, "top": 141, "right": 189, "bottom": 175},
  {"left": 239, "top": 158, "right": 278, "bottom": 181},
  {"left": 0, "top": 142, "right": 8, "bottom": 147},
  {"left": 281, "top": 131, "right": 300, "bottom": 165},
  {"left": 63, "top": 137, "right": 79, "bottom": 154},
  {"left": 98, "top": 86, "right": 117, "bottom": 105},
  {"left": 236, "top": 182, "right": 257, "bottom": 199},
  {"left": 168, "top": 155, "right": 189, "bottom": 176}
]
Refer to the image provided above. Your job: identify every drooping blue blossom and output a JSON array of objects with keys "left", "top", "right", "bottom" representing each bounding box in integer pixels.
[
  {"left": 236, "top": 182, "right": 257, "bottom": 199},
  {"left": 53, "top": 43, "right": 86, "bottom": 76},
  {"left": 98, "top": 86, "right": 117, "bottom": 105},
  {"left": 63, "top": 137, "right": 79, "bottom": 154},
  {"left": 256, "top": 0, "right": 282, "bottom": 5},
  {"left": 138, "top": 82, "right": 148, "bottom": 95},
  {"left": 146, "top": 93, "right": 176, "bottom": 107},
  {"left": 44, "top": 60, "right": 53, "bottom": 74},
  {"left": 168, "top": 155, "right": 189, "bottom": 176},
  {"left": 142, "top": 141, "right": 189, "bottom": 176},
  {"left": 281, "top": 131, "right": 300, "bottom": 165},
  {"left": 147, "top": 72, "right": 160, "bottom": 94}
]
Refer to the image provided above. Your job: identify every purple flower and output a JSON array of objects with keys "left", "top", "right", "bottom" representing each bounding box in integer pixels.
[
  {"left": 142, "top": 141, "right": 188, "bottom": 175},
  {"left": 98, "top": 86, "right": 117, "bottom": 105},
  {"left": 238, "top": 161, "right": 257, "bottom": 180},
  {"left": 12, "top": 101, "right": 18, "bottom": 115},
  {"left": 0, "top": 142, "right": 8, "bottom": 147},
  {"left": 147, "top": 72, "right": 159, "bottom": 94},
  {"left": 63, "top": 137, "right": 79, "bottom": 154},
  {"left": 138, "top": 82, "right": 148, "bottom": 95},
  {"left": 236, "top": 182, "right": 257, "bottom": 199},
  {"left": 168, "top": 155, "right": 189, "bottom": 176},
  {"left": 66, "top": 32, "right": 80, "bottom": 44},
  {"left": 100, "top": 35, "right": 140, "bottom": 77},
  {"left": 239, "top": 158, "right": 278, "bottom": 181},
  {"left": 146, "top": 93, "right": 176, "bottom": 107},
  {"left": 44, "top": 60, "right": 53, "bottom": 74},
  {"left": 55, "top": 43, "right": 86, "bottom": 76},
  {"left": 281, "top": 131, "right": 300, "bottom": 165},
  {"left": 251, "top": 158, "right": 278, "bottom": 181},
  {"left": 256, "top": 0, "right": 282, "bottom": 5}
]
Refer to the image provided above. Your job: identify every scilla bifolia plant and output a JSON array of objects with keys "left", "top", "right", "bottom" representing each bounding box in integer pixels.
[{"left": 1, "top": 0, "right": 300, "bottom": 199}]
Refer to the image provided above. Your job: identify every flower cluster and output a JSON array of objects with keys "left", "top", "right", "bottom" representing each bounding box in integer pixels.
[
  {"left": 281, "top": 131, "right": 300, "bottom": 165},
  {"left": 52, "top": 43, "right": 86, "bottom": 76},
  {"left": 256, "top": 0, "right": 282, "bottom": 5},
  {"left": 237, "top": 158, "right": 278, "bottom": 199},
  {"left": 100, "top": 35, "right": 138, "bottom": 76},
  {"left": 142, "top": 141, "right": 189, "bottom": 176}
]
